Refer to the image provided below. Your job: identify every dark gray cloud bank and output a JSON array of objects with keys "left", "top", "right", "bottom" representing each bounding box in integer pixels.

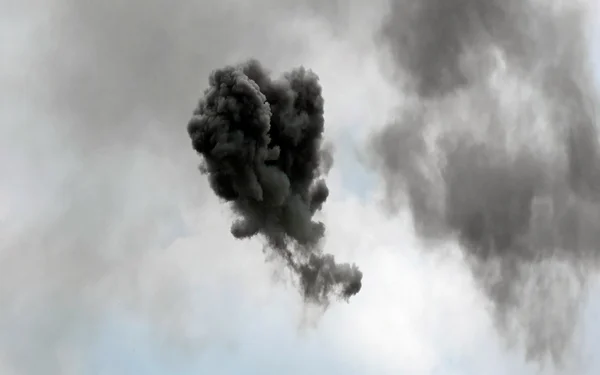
[{"left": 369, "top": 0, "right": 600, "bottom": 367}]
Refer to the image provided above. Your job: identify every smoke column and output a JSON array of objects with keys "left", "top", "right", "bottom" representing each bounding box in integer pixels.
[
  {"left": 187, "top": 59, "right": 363, "bottom": 305},
  {"left": 370, "top": 0, "right": 599, "bottom": 366}
]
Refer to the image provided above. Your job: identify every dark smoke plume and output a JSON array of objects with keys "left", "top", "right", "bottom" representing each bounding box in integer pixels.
[
  {"left": 187, "top": 59, "right": 362, "bottom": 305},
  {"left": 371, "top": 0, "right": 599, "bottom": 366}
]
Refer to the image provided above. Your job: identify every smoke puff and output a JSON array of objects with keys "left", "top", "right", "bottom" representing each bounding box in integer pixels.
[
  {"left": 188, "top": 59, "right": 362, "bottom": 305},
  {"left": 371, "top": 0, "right": 599, "bottom": 366}
]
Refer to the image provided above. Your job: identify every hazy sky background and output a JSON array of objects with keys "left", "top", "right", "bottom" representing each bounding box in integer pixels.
[{"left": 1, "top": 1, "right": 600, "bottom": 374}]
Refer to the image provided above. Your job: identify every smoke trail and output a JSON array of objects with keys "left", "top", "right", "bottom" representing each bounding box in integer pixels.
[
  {"left": 369, "top": 0, "right": 599, "bottom": 365},
  {"left": 187, "top": 60, "right": 363, "bottom": 305}
]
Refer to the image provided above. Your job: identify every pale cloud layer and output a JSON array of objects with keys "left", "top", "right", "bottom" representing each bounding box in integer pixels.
[{"left": 1, "top": 1, "right": 600, "bottom": 374}]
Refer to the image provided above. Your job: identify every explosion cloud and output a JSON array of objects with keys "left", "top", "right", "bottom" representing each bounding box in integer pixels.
[
  {"left": 370, "top": 0, "right": 600, "bottom": 366},
  {"left": 187, "top": 59, "right": 362, "bottom": 305}
]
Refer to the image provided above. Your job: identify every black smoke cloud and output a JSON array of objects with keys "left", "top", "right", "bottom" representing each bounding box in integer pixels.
[
  {"left": 370, "top": 0, "right": 599, "bottom": 366},
  {"left": 187, "top": 59, "right": 362, "bottom": 305}
]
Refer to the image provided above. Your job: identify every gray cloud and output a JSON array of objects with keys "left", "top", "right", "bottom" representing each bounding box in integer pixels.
[{"left": 369, "top": 0, "right": 599, "bottom": 366}]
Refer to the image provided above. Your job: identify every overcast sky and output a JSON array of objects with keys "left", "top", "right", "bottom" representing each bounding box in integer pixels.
[{"left": 2, "top": 1, "right": 600, "bottom": 374}]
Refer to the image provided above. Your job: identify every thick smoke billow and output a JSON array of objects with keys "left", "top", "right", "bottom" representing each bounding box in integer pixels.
[
  {"left": 187, "top": 59, "right": 362, "bottom": 305},
  {"left": 371, "top": 0, "right": 599, "bottom": 366}
]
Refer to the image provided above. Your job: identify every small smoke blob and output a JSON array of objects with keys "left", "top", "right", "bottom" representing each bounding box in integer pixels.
[
  {"left": 187, "top": 59, "right": 362, "bottom": 305},
  {"left": 371, "top": 0, "right": 599, "bottom": 366}
]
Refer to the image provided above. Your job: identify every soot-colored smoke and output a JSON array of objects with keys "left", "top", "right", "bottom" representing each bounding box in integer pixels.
[
  {"left": 188, "top": 59, "right": 362, "bottom": 305},
  {"left": 371, "top": 0, "right": 599, "bottom": 366}
]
